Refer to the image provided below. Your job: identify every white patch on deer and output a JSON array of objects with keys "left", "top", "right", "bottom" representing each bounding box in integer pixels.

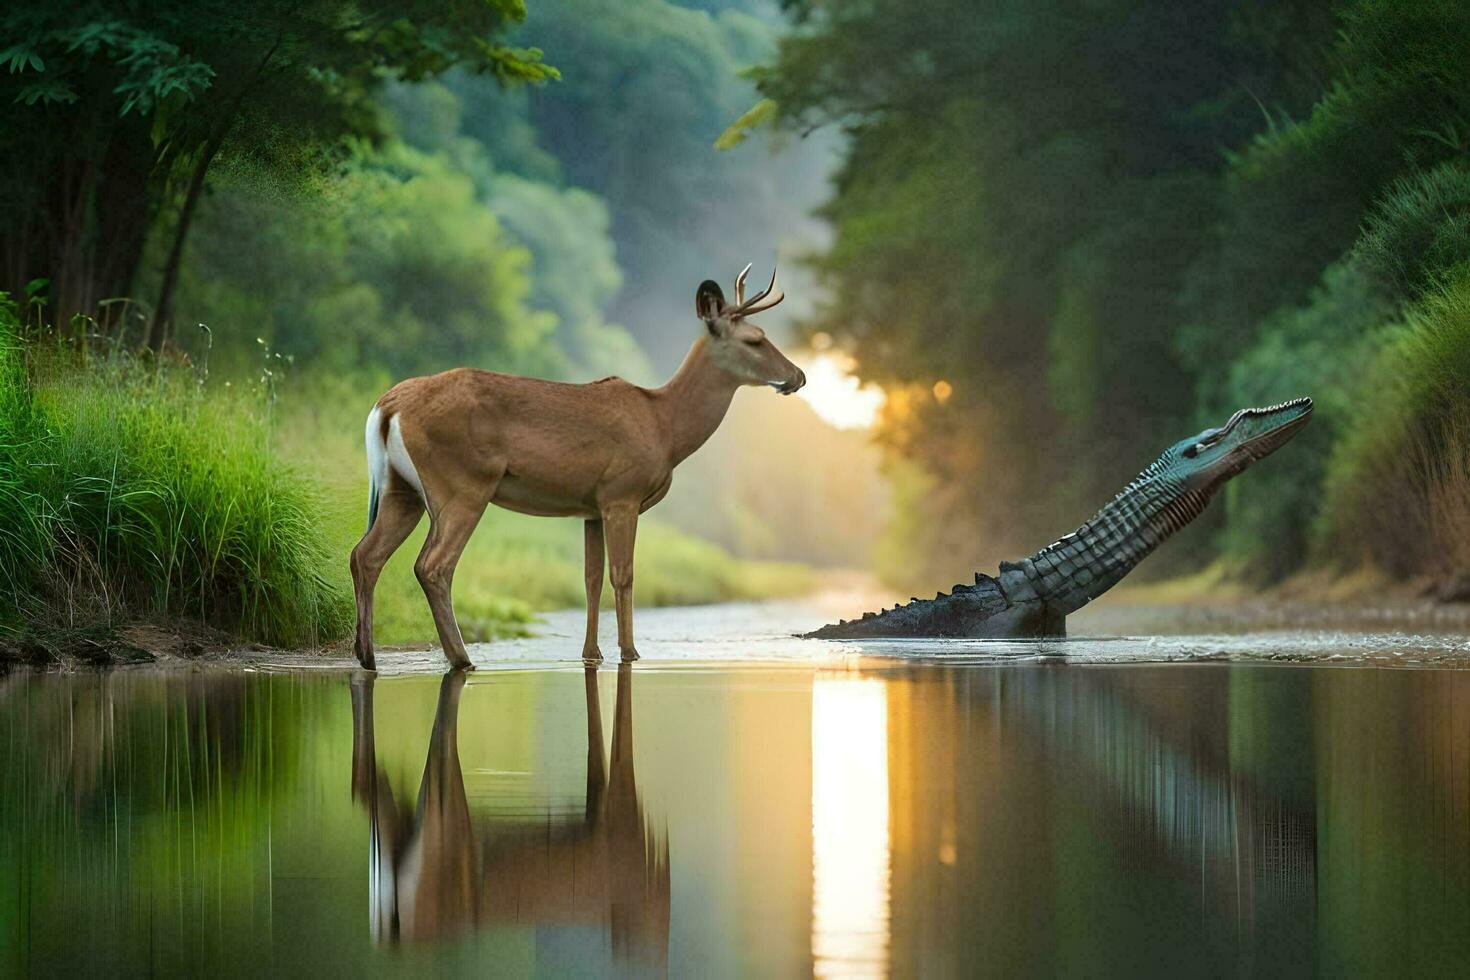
[
  {"left": 364, "top": 406, "right": 389, "bottom": 498},
  {"left": 385, "top": 412, "right": 426, "bottom": 501}
]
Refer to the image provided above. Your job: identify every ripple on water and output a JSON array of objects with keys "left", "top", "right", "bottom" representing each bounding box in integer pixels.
[{"left": 827, "top": 630, "right": 1470, "bottom": 668}]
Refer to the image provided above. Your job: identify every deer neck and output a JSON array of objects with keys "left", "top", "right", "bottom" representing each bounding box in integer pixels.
[{"left": 657, "top": 338, "right": 741, "bottom": 466}]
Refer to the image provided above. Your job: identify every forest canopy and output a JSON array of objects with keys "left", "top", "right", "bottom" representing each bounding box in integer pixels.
[
  {"left": 0, "top": 1, "right": 555, "bottom": 348},
  {"left": 759, "top": 0, "right": 1470, "bottom": 589}
]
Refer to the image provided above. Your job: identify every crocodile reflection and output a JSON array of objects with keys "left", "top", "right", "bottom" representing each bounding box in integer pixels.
[
  {"left": 349, "top": 665, "right": 669, "bottom": 963},
  {"left": 1009, "top": 669, "right": 1316, "bottom": 899},
  {"left": 885, "top": 666, "right": 1319, "bottom": 972}
]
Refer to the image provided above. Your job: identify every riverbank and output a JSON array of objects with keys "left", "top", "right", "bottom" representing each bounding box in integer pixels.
[
  {"left": 0, "top": 308, "right": 816, "bottom": 666},
  {"left": 1095, "top": 563, "right": 1470, "bottom": 634},
  {"left": 13, "top": 586, "right": 1470, "bottom": 677}
]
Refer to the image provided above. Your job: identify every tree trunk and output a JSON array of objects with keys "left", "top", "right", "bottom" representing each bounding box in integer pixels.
[{"left": 146, "top": 137, "right": 221, "bottom": 352}]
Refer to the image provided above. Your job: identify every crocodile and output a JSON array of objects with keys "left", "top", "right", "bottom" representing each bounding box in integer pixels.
[{"left": 805, "top": 397, "right": 1313, "bottom": 639}]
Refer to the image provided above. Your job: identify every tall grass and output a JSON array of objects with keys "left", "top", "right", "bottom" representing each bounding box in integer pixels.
[
  {"left": 1316, "top": 271, "right": 1470, "bottom": 577},
  {"left": 1, "top": 295, "right": 813, "bottom": 653},
  {"left": 0, "top": 297, "right": 351, "bottom": 648}
]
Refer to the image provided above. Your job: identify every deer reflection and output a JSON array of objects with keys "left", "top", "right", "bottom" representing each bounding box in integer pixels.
[{"left": 349, "top": 665, "right": 669, "bottom": 965}]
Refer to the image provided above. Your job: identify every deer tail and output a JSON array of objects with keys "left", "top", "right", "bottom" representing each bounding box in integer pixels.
[{"left": 364, "top": 406, "right": 389, "bottom": 533}]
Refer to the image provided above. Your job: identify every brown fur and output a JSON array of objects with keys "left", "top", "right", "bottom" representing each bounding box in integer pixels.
[
  {"left": 349, "top": 291, "right": 805, "bottom": 670},
  {"left": 350, "top": 667, "right": 669, "bottom": 961}
]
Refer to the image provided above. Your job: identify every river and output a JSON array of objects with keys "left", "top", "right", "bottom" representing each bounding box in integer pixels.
[{"left": 4, "top": 598, "right": 1470, "bottom": 976}]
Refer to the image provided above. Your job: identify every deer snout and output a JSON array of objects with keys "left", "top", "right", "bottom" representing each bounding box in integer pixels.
[{"left": 770, "top": 367, "right": 806, "bottom": 395}]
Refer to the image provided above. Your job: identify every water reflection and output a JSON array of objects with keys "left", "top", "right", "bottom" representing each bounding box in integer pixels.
[
  {"left": 811, "top": 677, "right": 890, "bottom": 977},
  {"left": 5, "top": 660, "right": 1470, "bottom": 974},
  {"left": 885, "top": 666, "right": 1319, "bottom": 975},
  {"left": 350, "top": 666, "right": 669, "bottom": 965}
]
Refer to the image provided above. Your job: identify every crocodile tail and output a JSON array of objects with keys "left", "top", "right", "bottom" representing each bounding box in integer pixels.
[{"left": 802, "top": 573, "right": 1008, "bottom": 639}]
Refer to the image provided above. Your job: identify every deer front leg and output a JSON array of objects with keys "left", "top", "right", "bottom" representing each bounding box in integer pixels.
[
  {"left": 583, "top": 519, "right": 605, "bottom": 664},
  {"left": 602, "top": 505, "right": 640, "bottom": 662}
]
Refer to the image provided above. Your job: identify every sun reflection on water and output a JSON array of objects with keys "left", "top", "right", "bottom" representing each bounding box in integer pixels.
[{"left": 811, "top": 676, "right": 891, "bottom": 978}]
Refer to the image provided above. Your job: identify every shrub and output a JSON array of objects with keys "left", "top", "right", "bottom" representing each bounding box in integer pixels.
[
  {"left": 1316, "top": 270, "right": 1470, "bottom": 576},
  {"left": 1356, "top": 160, "right": 1470, "bottom": 303},
  {"left": 0, "top": 299, "right": 352, "bottom": 647},
  {"left": 1218, "top": 260, "right": 1391, "bottom": 579}
]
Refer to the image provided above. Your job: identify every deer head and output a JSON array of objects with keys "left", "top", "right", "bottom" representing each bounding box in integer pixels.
[{"left": 695, "top": 264, "right": 806, "bottom": 394}]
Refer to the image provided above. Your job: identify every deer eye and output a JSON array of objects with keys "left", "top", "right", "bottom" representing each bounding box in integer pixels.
[{"left": 742, "top": 336, "right": 762, "bottom": 346}]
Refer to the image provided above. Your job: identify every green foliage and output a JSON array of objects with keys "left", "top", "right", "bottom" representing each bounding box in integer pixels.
[
  {"left": 172, "top": 74, "right": 659, "bottom": 383},
  {"left": 0, "top": 0, "right": 554, "bottom": 325},
  {"left": 1356, "top": 161, "right": 1470, "bottom": 303},
  {"left": 1317, "top": 270, "right": 1470, "bottom": 575},
  {"left": 175, "top": 142, "right": 563, "bottom": 378},
  {"left": 759, "top": 0, "right": 1320, "bottom": 568},
  {"left": 487, "top": 172, "right": 651, "bottom": 379},
  {"left": 764, "top": 0, "right": 1470, "bottom": 584},
  {"left": 1180, "top": 0, "right": 1470, "bottom": 397},
  {"left": 1218, "top": 262, "right": 1391, "bottom": 578},
  {"left": 715, "top": 98, "right": 777, "bottom": 150},
  {"left": 509, "top": 0, "right": 824, "bottom": 368},
  {"left": 0, "top": 298, "right": 351, "bottom": 646}
]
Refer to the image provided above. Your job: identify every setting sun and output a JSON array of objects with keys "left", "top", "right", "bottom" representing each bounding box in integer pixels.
[{"left": 797, "top": 352, "right": 887, "bottom": 430}]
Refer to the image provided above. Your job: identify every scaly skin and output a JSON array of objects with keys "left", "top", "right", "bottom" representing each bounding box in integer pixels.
[{"left": 805, "top": 398, "right": 1314, "bottom": 640}]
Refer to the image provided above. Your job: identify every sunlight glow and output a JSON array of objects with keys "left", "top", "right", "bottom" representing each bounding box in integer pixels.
[
  {"left": 812, "top": 677, "right": 891, "bottom": 978},
  {"left": 797, "top": 353, "right": 886, "bottom": 430}
]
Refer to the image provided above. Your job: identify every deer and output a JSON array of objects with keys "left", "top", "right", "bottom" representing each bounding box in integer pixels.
[
  {"left": 349, "top": 265, "right": 805, "bottom": 670},
  {"left": 350, "top": 666, "right": 670, "bottom": 962}
]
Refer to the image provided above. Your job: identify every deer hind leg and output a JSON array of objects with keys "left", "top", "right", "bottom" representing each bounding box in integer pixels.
[
  {"left": 350, "top": 478, "right": 425, "bottom": 670},
  {"left": 602, "top": 505, "right": 640, "bottom": 662},
  {"left": 583, "top": 519, "right": 605, "bottom": 664},
  {"left": 415, "top": 492, "right": 495, "bottom": 671}
]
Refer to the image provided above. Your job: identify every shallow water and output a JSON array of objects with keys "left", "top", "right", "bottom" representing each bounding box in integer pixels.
[{"left": 7, "top": 603, "right": 1470, "bottom": 976}]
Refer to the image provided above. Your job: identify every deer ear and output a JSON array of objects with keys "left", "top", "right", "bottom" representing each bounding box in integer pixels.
[{"left": 695, "top": 280, "right": 726, "bottom": 331}]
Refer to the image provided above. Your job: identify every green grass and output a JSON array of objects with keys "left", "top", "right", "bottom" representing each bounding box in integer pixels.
[
  {"left": 1317, "top": 268, "right": 1470, "bottom": 576},
  {"left": 0, "top": 299, "right": 813, "bottom": 653},
  {"left": 0, "top": 297, "right": 351, "bottom": 649},
  {"left": 283, "top": 371, "right": 814, "bottom": 645}
]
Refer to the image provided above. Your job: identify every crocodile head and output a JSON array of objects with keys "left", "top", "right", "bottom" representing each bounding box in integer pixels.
[{"left": 1170, "top": 397, "right": 1314, "bottom": 492}]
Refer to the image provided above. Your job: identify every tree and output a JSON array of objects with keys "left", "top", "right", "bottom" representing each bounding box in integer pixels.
[
  {"left": 757, "top": 0, "right": 1337, "bottom": 576},
  {"left": 0, "top": 1, "right": 554, "bottom": 347}
]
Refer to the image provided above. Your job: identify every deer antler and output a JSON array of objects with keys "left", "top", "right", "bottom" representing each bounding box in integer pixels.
[
  {"left": 729, "top": 264, "right": 784, "bottom": 317},
  {"left": 734, "top": 263, "right": 752, "bottom": 306}
]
